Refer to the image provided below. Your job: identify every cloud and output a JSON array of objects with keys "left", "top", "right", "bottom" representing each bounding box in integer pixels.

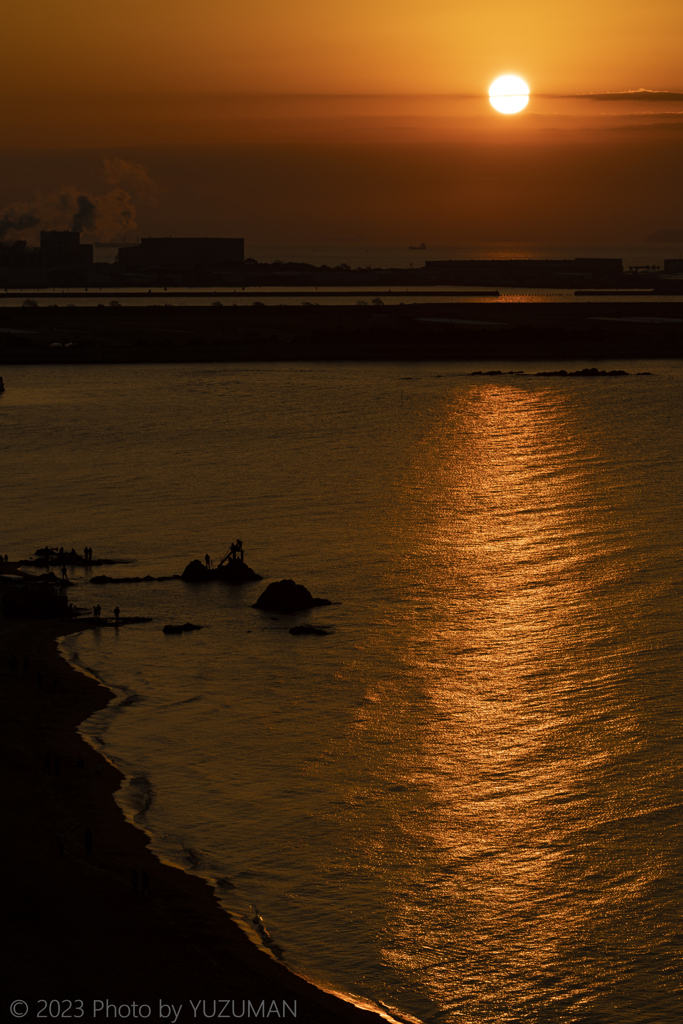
[
  {"left": 71, "top": 194, "right": 98, "bottom": 233},
  {"left": 561, "top": 90, "right": 683, "bottom": 102},
  {"left": 103, "top": 157, "right": 161, "bottom": 200},
  {"left": 0, "top": 203, "right": 40, "bottom": 240}
]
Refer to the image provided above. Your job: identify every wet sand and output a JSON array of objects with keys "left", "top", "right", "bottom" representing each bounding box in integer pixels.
[{"left": 1, "top": 597, "right": 389, "bottom": 1023}]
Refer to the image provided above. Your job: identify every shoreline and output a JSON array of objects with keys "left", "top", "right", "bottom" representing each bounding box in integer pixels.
[
  {"left": 1, "top": 301, "right": 682, "bottom": 365},
  {"left": 1, "top": 606, "right": 396, "bottom": 1024}
]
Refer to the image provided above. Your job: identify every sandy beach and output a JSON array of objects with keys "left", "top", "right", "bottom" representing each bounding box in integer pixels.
[{"left": 1, "top": 583, "right": 389, "bottom": 1024}]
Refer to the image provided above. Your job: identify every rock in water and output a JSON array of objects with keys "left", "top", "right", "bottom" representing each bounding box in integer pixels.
[
  {"left": 253, "top": 579, "right": 332, "bottom": 613},
  {"left": 162, "top": 622, "right": 202, "bottom": 634},
  {"left": 181, "top": 559, "right": 262, "bottom": 583},
  {"left": 289, "top": 624, "right": 330, "bottom": 636}
]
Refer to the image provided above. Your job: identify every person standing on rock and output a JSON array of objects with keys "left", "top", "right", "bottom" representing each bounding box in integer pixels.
[{"left": 114, "top": 606, "right": 120, "bottom": 622}]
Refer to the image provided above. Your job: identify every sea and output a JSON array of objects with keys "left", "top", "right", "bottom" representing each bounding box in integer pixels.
[{"left": 2, "top": 357, "right": 682, "bottom": 1023}]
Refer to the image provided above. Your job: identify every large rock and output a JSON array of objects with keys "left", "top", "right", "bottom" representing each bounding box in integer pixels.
[
  {"left": 253, "top": 579, "right": 332, "bottom": 613},
  {"left": 181, "top": 559, "right": 262, "bottom": 584}
]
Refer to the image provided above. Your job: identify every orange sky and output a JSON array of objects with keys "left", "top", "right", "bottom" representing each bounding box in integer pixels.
[
  {"left": 1, "top": 0, "right": 682, "bottom": 245},
  {"left": 3, "top": 0, "right": 683, "bottom": 98}
]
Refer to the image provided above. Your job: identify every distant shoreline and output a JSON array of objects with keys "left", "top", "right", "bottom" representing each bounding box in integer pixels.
[{"left": 0, "top": 301, "right": 681, "bottom": 365}]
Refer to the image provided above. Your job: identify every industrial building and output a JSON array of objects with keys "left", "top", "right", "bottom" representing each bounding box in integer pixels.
[
  {"left": 117, "top": 237, "right": 244, "bottom": 268},
  {"left": 40, "top": 231, "right": 93, "bottom": 267},
  {"left": 424, "top": 257, "right": 623, "bottom": 278}
]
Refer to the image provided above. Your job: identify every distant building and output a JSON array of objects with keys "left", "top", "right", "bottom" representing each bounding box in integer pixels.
[
  {"left": 40, "top": 231, "right": 93, "bottom": 267},
  {"left": 117, "top": 237, "right": 244, "bottom": 268},
  {"left": 0, "top": 239, "right": 35, "bottom": 267},
  {"left": 424, "top": 258, "right": 622, "bottom": 277}
]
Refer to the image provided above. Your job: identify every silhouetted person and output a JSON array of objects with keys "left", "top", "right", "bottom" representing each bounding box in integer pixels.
[
  {"left": 131, "top": 869, "right": 139, "bottom": 894},
  {"left": 142, "top": 871, "right": 151, "bottom": 896},
  {"left": 205, "top": 554, "right": 211, "bottom": 569},
  {"left": 93, "top": 604, "right": 101, "bottom": 621},
  {"left": 85, "top": 828, "right": 93, "bottom": 855},
  {"left": 58, "top": 833, "right": 65, "bottom": 858},
  {"left": 114, "top": 606, "right": 120, "bottom": 622},
  {"left": 61, "top": 564, "right": 68, "bottom": 579}
]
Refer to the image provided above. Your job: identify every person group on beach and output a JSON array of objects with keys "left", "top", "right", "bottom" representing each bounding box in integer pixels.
[{"left": 91, "top": 604, "right": 121, "bottom": 622}]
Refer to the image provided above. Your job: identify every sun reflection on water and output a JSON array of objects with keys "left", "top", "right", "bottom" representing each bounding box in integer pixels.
[{"left": 373, "top": 380, "right": 679, "bottom": 1018}]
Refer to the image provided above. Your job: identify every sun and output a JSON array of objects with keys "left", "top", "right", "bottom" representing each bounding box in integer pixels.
[{"left": 489, "top": 75, "right": 530, "bottom": 114}]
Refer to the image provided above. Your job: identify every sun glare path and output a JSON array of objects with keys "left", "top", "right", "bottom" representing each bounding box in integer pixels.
[{"left": 489, "top": 75, "right": 530, "bottom": 114}]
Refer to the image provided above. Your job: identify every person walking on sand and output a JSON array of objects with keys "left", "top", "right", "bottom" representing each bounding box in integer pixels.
[{"left": 114, "top": 606, "right": 120, "bottom": 622}]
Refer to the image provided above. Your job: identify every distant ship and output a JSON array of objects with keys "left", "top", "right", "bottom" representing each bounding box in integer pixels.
[{"left": 408, "top": 242, "right": 427, "bottom": 250}]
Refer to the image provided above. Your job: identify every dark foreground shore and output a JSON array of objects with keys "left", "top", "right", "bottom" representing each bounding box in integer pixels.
[
  {"left": 1, "top": 605, "right": 389, "bottom": 1024},
  {"left": 0, "top": 301, "right": 681, "bottom": 363}
]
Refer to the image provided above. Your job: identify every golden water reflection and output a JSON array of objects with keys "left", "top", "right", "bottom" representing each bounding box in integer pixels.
[{"left": 373, "top": 381, "right": 678, "bottom": 1019}]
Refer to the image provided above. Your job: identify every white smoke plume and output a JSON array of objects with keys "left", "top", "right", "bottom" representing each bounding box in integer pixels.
[{"left": 0, "top": 158, "right": 160, "bottom": 243}]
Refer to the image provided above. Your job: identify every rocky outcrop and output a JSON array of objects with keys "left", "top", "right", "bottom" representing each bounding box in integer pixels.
[
  {"left": 162, "top": 622, "right": 202, "bottom": 634},
  {"left": 253, "top": 579, "right": 332, "bottom": 613},
  {"left": 289, "top": 624, "right": 330, "bottom": 636},
  {"left": 90, "top": 574, "right": 181, "bottom": 584},
  {"left": 471, "top": 368, "right": 631, "bottom": 377},
  {"left": 27, "top": 548, "right": 127, "bottom": 567},
  {"left": 181, "top": 559, "right": 262, "bottom": 584}
]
